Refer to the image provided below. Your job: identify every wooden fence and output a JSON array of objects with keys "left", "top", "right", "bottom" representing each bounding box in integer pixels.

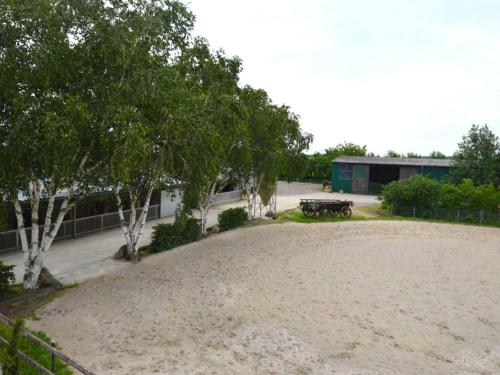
[
  {"left": 392, "top": 205, "right": 500, "bottom": 225},
  {"left": 0, "top": 313, "right": 95, "bottom": 374},
  {"left": 0, "top": 205, "right": 160, "bottom": 253}
]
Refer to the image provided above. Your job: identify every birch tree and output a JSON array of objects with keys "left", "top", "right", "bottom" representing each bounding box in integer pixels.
[
  {"left": 239, "top": 86, "right": 312, "bottom": 219},
  {"left": 177, "top": 39, "right": 247, "bottom": 235},
  {"left": 0, "top": 0, "right": 194, "bottom": 286},
  {"left": 93, "top": 1, "right": 194, "bottom": 260},
  {"left": 0, "top": 0, "right": 112, "bottom": 289}
]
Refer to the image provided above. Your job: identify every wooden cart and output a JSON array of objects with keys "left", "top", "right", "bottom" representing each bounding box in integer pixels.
[{"left": 299, "top": 199, "right": 354, "bottom": 218}]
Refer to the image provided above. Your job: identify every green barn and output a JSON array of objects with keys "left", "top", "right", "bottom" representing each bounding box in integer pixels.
[{"left": 331, "top": 156, "right": 453, "bottom": 194}]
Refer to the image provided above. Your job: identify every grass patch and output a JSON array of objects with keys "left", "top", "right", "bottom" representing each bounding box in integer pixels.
[
  {"left": 275, "top": 205, "right": 500, "bottom": 228},
  {"left": 0, "top": 322, "right": 73, "bottom": 374},
  {"left": 277, "top": 208, "right": 368, "bottom": 223},
  {"left": 0, "top": 284, "right": 24, "bottom": 302}
]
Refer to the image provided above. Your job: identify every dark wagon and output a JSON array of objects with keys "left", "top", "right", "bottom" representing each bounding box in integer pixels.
[{"left": 299, "top": 199, "right": 354, "bottom": 218}]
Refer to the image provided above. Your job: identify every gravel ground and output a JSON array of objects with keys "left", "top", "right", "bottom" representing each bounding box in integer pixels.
[{"left": 30, "top": 221, "right": 500, "bottom": 375}]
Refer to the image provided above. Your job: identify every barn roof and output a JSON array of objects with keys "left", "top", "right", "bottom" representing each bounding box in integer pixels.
[{"left": 332, "top": 156, "right": 453, "bottom": 168}]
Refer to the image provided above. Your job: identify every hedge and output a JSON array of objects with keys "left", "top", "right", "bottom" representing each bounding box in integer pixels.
[
  {"left": 381, "top": 175, "right": 500, "bottom": 212},
  {"left": 218, "top": 207, "right": 247, "bottom": 231},
  {"left": 150, "top": 217, "right": 201, "bottom": 253}
]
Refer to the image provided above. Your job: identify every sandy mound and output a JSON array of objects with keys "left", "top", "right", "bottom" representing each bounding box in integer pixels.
[{"left": 30, "top": 221, "right": 500, "bottom": 374}]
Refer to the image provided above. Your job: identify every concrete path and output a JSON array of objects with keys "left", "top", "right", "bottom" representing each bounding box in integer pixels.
[{"left": 0, "top": 183, "right": 378, "bottom": 285}]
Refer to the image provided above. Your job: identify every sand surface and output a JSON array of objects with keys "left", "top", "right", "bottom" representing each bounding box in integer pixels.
[{"left": 30, "top": 221, "right": 500, "bottom": 374}]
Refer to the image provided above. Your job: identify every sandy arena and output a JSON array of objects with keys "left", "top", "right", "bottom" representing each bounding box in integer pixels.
[{"left": 30, "top": 221, "right": 500, "bottom": 374}]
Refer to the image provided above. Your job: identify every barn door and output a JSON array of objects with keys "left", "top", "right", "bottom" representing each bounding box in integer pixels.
[
  {"left": 399, "top": 167, "right": 418, "bottom": 180},
  {"left": 352, "top": 165, "right": 369, "bottom": 193}
]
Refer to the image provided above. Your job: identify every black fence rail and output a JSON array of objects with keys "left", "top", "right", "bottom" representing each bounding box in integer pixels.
[
  {"left": 393, "top": 205, "right": 500, "bottom": 225},
  {"left": 0, "top": 313, "right": 96, "bottom": 375},
  {"left": 0, "top": 205, "right": 160, "bottom": 253}
]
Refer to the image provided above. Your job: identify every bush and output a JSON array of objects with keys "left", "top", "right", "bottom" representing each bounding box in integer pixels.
[
  {"left": 381, "top": 175, "right": 500, "bottom": 213},
  {"left": 218, "top": 207, "right": 247, "bottom": 232},
  {"left": 150, "top": 217, "right": 201, "bottom": 253},
  {"left": 0, "top": 261, "right": 15, "bottom": 293}
]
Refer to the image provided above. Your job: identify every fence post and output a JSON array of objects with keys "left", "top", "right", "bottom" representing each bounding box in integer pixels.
[
  {"left": 413, "top": 207, "right": 416, "bottom": 217},
  {"left": 457, "top": 209, "right": 460, "bottom": 222},
  {"left": 51, "top": 340, "right": 56, "bottom": 373},
  {"left": 479, "top": 209, "right": 483, "bottom": 224},
  {"left": 100, "top": 214, "right": 104, "bottom": 231}
]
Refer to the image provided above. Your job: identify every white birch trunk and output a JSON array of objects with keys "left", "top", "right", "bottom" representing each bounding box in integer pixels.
[
  {"left": 245, "top": 180, "right": 255, "bottom": 220},
  {"left": 131, "top": 184, "right": 154, "bottom": 259},
  {"left": 15, "top": 155, "right": 89, "bottom": 289},
  {"left": 114, "top": 186, "right": 134, "bottom": 259},
  {"left": 115, "top": 183, "right": 155, "bottom": 262},
  {"left": 199, "top": 181, "right": 217, "bottom": 235}
]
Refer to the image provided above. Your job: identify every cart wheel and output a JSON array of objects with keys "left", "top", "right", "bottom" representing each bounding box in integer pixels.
[
  {"left": 340, "top": 206, "right": 352, "bottom": 218},
  {"left": 328, "top": 210, "right": 339, "bottom": 217},
  {"left": 302, "top": 209, "right": 313, "bottom": 217}
]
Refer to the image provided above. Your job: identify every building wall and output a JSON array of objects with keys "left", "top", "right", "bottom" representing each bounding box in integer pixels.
[
  {"left": 332, "top": 163, "right": 451, "bottom": 193},
  {"left": 160, "top": 189, "right": 183, "bottom": 218},
  {"left": 331, "top": 163, "right": 352, "bottom": 193},
  {"left": 423, "top": 166, "right": 450, "bottom": 180}
]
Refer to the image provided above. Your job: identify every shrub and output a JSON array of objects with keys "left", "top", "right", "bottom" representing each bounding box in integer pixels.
[
  {"left": 381, "top": 175, "right": 500, "bottom": 213},
  {"left": 218, "top": 207, "right": 247, "bottom": 231},
  {"left": 150, "top": 217, "right": 201, "bottom": 253},
  {"left": 0, "top": 261, "right": 15, "bottom": 293}
]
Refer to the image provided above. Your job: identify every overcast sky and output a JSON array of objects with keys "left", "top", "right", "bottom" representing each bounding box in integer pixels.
[{"left": 184, "top": 0, "right": 500, "bottom": 155}]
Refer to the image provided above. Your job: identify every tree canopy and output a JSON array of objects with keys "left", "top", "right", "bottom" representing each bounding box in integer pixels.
[
  {"left": 450, "top": 124, "right": 500, "bottom": 187},
  {"left": 0, "top": 0, "right": 312, "bottom": 286}
]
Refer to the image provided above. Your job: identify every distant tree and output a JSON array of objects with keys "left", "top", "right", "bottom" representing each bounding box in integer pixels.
[
  {"left": 430, "top": 151, "right": 446, "bottom": 159},
  {"left": 385, "top": 150, "right": 402, "bottom": 158},
  {"left": 450, "top": 124, "right": 500, "bottom": 186},
  {"left": 302, "top": 142, "right": 367, "bottom": 181},
  {"left": 405, "top": 152, "right": 422, "bottom": 158},
  {"left": 324, "top": 142, "right": 367, "bottom": 160}
]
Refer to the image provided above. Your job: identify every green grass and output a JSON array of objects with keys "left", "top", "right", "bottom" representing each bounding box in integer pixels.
[
  {"left": 277, "top": 208, "right": 368, "bottom": 223},
  {"left": 0, "top": 322, "right": 73, "bottom": 375},
  {"left": 0, "top": 284, "right": 24, "bottom": 301},
  {"left": 276, "top": 205, "right": 500, "bottom": 228}
]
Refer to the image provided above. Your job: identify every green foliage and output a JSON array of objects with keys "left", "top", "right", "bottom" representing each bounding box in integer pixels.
[
  {"left": 0, "top": 321, "right": 73, "bottom": 375},
  {"left": 218, "top": 207, "right": 247, "bottom": 231},
  {"left": 301, "top": 142, "right": 367, "bottom": 180},
  {"left": 385, "top": 150, "right": 402, "bottom": 158},
  {"left": 405, "top": 152, "right": 421, "bottom": 158},
  {"left": 0, "top": 261, "right": 15, "bottom": 294},
  {"left": 430, "top": 151, "right": 446, "bottom": 159},
  {"left": 1, "top": 319, "right": 22, "bottom": 375},
  {"left": 0, "top": 201, "right": 7, "bottom": 231},
  {"left": 150, "top": 217, "right": 201, "bottom": 253},
  {"left": 382, "top": 175, "right": 500, "bottom": 212},
  {"left": 450, "top": 124, "right": 500, "bottom": 186}
]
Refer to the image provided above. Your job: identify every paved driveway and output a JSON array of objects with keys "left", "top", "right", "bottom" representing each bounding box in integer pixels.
[{"left": 0, "top": 183, "right": 378, "bottom": 284}]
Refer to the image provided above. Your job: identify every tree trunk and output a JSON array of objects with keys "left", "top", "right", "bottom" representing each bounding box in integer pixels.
[
  {"left": 13, "top": 156, "right": 88, "bottom": 289},
  {"left": 199, "top": 181, "right": 217, "bottom": 235},
  {"left": 23, "top": 249, "right": 44, "bottom": 289},
  {"left": 114, "top": 183, "right": 155, "bottom": 262},
  {"left": 14, "top": 183, "right": 75, "bottom": 289}
]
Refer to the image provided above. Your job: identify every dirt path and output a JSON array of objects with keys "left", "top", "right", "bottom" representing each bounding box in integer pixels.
[{"left": 30, "top": 221, "right": 500, "bottom": 374}]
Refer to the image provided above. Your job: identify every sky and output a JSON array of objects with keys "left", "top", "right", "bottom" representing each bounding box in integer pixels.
[{"left": 183, "top": 0, "right": 500, "bottom": 155}]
